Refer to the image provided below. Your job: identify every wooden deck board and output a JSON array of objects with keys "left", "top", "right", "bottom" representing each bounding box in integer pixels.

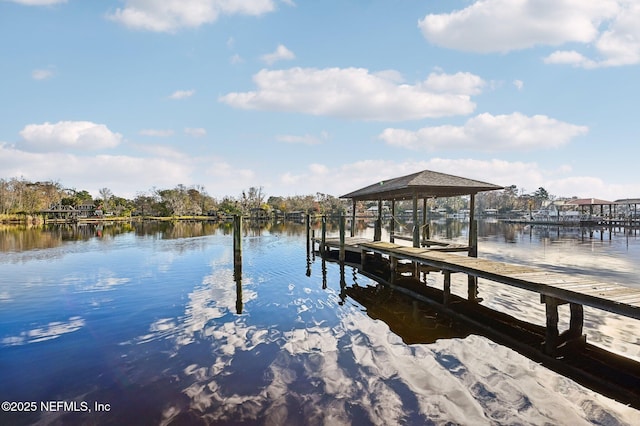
[
  {"left": 366, "top": 240, "right": 640, "bottom": 319},
  {"left": 317, "top": 236, "right": 640, "bottom": 319}
]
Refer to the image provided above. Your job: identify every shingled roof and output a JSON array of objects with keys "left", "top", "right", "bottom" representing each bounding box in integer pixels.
[{"left": 340, "top": 169, "right": 503, "bottom": 201}]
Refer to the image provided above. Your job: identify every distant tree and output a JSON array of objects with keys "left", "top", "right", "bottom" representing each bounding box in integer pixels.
[
  {"left": 133, "top": 193, "right": 158, "bottom": 217},
  {"left": 532, "top": 187, "right": 550, "bottom": 209},
  {"left": 218, "top": 196, "right": 241, "bottom": 216},
  {"left": 98, "top": 187, "right": 113, "bottom": 212}
]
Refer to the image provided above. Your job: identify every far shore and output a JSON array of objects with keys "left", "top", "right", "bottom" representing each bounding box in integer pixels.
[{"left": 0, "top": 214, "right": 224, "bottom": 225}]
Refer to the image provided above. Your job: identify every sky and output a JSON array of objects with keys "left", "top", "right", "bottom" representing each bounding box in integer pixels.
[{"left": 1, "top": 0, "right": 639, "bottom": 201}]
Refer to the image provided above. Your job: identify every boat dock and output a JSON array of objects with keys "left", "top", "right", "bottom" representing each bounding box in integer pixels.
[
  {"left": 318, "top": 236, "right": 640, "bottom": 352},
  {"left": 314, "top": 169, "right": 640, "bottom": 405},
  {"left": 312, "top": 233, "right": 640, "bottom": 407}
]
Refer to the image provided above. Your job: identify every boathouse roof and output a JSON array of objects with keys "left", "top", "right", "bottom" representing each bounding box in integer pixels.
[
  {"left": 566, "top": 198, "right": 614, "bottom": 206},
  {"left": 340, "top": 169, "right": 503, "bottom": 201},
  {"left": 615, "top": 198, "right": 640, "bottom": 204}
]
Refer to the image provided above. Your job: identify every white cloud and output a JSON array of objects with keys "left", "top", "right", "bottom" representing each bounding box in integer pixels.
[
  {"left": 276, "top": 131, "right": 327, "bottom": 145},
  {"left": 420, "top": 0, "right": 640, "bottom": 67},
  {"left": 422, "top": 71, "right": 485, "bottom": 95},
  {"left": 230, "top": 54, "right": 243, "bottom": 64},
  {"left": 220, "top": 68, "right": 483, "bottom": 121},
  {"left": 169, "top": 89, "right": 195, "bottom": 100},
  {"left": 107, "top": 0, "right": 276, "bottom": 33},
  {"left": 379, "top": 112, "right": 588, "bottom": 151},
  {"left": 513, "top": 80, "right": 524, "bottom": 90},
  {"left": 18, "top": 121, "right": 122, "bottom": 152},
  {"left": 0, "top": 143, "right": 192, "bottom": 198},
  {"left": 6, "top": 0, "right": 66, "bottom": 5},
  {"left": 261, "top": 44, "right": 295, "bottom": 65},
  {"left": 31, "top": 68, "right": 54, "bottom": 80},
  {"left": 276, "top": 158, "right": 639, "bottom": 201},
  {"left": 543, "top": 50, "right": 595, "bottom": 68},
  {"left": 184, "top": 127, "right": 207, "bottom": 137},
  {"left": 139, "top": 129, "right": 175, "bottom": 137}
]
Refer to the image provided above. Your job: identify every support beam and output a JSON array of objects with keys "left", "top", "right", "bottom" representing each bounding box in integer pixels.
[
  {"left": 468, "top": 193, "right": 479, "bottom": 301},
  {"left": 320, "top": 215, "right": 326, "bottom": 256},
  {"left": 351, "top": 200, "right": 356, "bottom": 237},
  {"left": 374, "top": 199, "right": 382, "bottom": 241},
  {"left": 339, "top": 214, "right": 346, "bottom": 262},
  {"left": 390, "top": 200, "right": 396, "bottom": 243},
  {"left": 443, "top": 271, "right": 451, "bottom": 306},
  {"left": 412, "top": 193, "right": 420, "bottom": 248}
]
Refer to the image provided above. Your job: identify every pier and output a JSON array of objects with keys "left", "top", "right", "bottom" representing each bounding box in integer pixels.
[
  {"left": 311, "top": 169, "right": 640, "bottom": 407},
  {"left": 313, "top": 233, "right": 640, "bottom": 407}
]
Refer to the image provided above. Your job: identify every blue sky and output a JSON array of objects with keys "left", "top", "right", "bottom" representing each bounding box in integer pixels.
[{"left": 1, "top": 0, "right": 639, "bottom": 201}]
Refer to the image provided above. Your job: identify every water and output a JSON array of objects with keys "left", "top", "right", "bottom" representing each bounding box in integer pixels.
[{"left": 0, "top": 220, "right": 639, "bottom": 425}]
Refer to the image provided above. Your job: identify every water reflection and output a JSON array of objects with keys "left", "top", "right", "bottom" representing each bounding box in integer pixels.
[
  {"left": 1, "top": 316, "right": 85, "bottom": 346},
  {"left": 1, "top": 220, "right": 639, "bottom": 425}
]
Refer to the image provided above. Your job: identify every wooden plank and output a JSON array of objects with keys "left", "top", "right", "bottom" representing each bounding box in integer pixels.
[
  {"left": 394, "top": 247, "right": 431, "bottom": 255},
  {"left": 507, "top": 272, "right": 594, "bottom": 286},
  {"left": 607, "top": 295, "right": 640, "bottom": 305},
  {"left": 361, "top": 241, "right": 402, "bottom": 250},
  {"left": 321, "top": 237, "right": 640, "bottom": 319},
  {"left": 579, "top": 286, "right": 640, "bottom": 299}
]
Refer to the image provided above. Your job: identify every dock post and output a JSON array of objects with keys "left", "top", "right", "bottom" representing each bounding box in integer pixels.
[
  {"left": 234, "top": 259, "right": 243, "bottom": 315},
  {"left": 422, "top": 198, "right": 428, "bottom": 244},
  {"left": 306, "top": 213, "right": 311, "bottom": 256},
  {"left": 390, "top": 200, "right": 395, "bottom": 243},
  {"left": 568, "top": 303, "right": 584, "bottom": 340},
  {"left": 467, "top": 217, "right": 479, "bottom": 301},
  {"left": 543, "top": 296, "right": 559, "bottom": 355},
  {"left": 321, "top": 215, "right": 326, "bottom": 256},
  {"left": 233, "top": 214, "right": 242, "bottom": 271},
  {"left": 339, "top": 214, "right": 346, "bottom": 263},
  {"left": 351, "top": 199, "right": 356, "bottom": 237},
  {"left": 443, "top": 271, "right": 451, "bottom": 306},
  {"left": 412, "top": 194, "right": 420, "bottom": 248},
  {"left": 374, "top": 199, "right": 382, "bottom": 241},
  {"left": 233, "top": 214, "right": 243, "bottom": 314}
]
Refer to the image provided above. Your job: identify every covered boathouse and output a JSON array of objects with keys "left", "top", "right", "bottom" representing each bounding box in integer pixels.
[
  {"left": 313, "top": 169, "right": 640, "bottom": 407},
  {"left": 340, "top": 168, "right": 503, "bottom": 253}
]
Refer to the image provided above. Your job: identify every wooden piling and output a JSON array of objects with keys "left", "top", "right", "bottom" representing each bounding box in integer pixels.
[
  {"left": 233, "top": 214, "right": 243, "bottom": 314},
  {"left": 233, "top": 214, "right": 242, "bottom": 270},
  {"left": 374, "top": 199, "right": 382, "bottom": 242},
  {"left": 390, "top": 200, "right": 396, "bottom": 243},
  {"left": 306, "top": 213, "right": 311, "bottom": 256},
  {"left": 321, "top": 215, "right": 326, "bottom": 256},
  {"left": 339, "top": 214, "right": 346, "bottom": 262},
  {"left": 443, "top": 271, "right": 451, "bottom": 306},
  {"left": 412, "top": 194, "right": 420, "bottom": 248}
]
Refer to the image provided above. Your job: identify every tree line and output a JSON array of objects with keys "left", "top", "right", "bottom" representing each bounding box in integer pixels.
[
  {"left": 0, "top": 177, "right": 346, "bottom": 218},
  {"left": 0, "top": 177, "right": 560, "bottom": 219}
]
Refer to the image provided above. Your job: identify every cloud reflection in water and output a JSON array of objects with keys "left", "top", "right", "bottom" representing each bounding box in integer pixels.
[{"left": 1, "top": 316, "right": 85, "bottom": 346}]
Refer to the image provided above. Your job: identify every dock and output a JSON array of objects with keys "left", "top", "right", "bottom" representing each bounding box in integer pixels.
[
  {"left": 313, "top": 234, "right": 640, "bottom": 407},
  {"left": 319, "top": 169, "right": 640, "bottom": 406},
  {"left": 319, "top": 236, "right": 640, "bottom": 349}
]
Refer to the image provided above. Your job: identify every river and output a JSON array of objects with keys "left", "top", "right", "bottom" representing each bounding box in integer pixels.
[{"left": 0, "top": 220, "right": 639, "bottom": 425}]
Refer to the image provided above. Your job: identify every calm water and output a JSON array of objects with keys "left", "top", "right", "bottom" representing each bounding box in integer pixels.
[{"left": 1, "top": 220, "right": 639, "bottom": 425}]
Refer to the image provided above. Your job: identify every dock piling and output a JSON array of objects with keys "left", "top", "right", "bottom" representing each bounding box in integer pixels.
[{"left": 339, "top": 214, "right": 346, "bottom": 262}]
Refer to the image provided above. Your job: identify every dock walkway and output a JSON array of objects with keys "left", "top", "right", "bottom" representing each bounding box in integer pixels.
[{"left": 316, "top": 236, "right": 640, "bottom": 355}]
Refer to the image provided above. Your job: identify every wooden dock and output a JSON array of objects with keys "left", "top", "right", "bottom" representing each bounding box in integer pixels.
[
  {"left": 313, "top": 235, "right": 640, "bottom": 407},
  {"left": 316, "top": 236, "right": 640, "bottom": 355}
]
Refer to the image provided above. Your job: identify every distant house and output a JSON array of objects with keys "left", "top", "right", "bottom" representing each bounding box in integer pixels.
[
  {"left": 250, "top": 207, "right": 270, "bottom": 220},
  {"left": 285, "top": 211, "right": 305, "bottom": 222},
  {"left": 76, "top": 201, "right": 97, "bottom": 218}
]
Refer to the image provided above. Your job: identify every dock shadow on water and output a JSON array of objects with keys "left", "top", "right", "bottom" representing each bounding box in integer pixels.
[{"left": 0, "top": 220, "right": 639, "bottom": 425}]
